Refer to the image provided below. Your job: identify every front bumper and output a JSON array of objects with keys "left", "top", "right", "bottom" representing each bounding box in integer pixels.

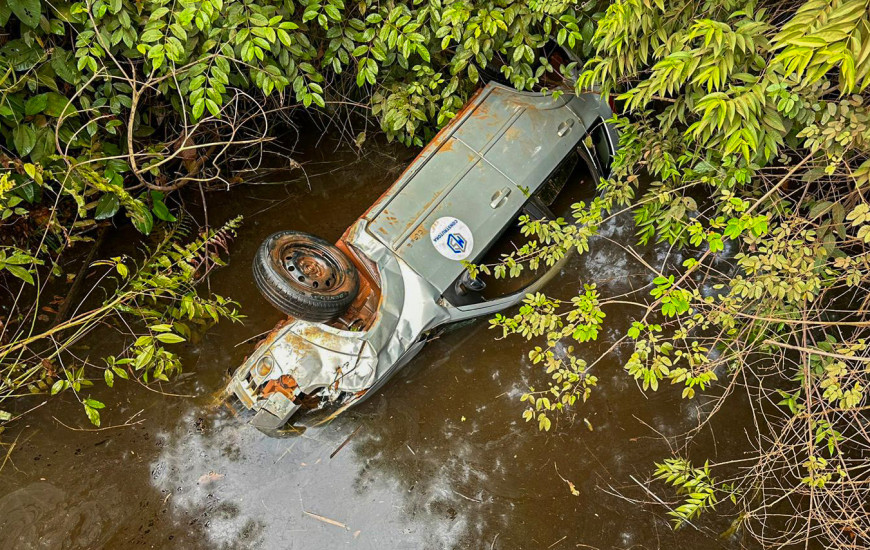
[
  {"left": 228, "top": 371, "right": 302, "bottom": 430},
  {"left": 228, "top": 319, "right": 377, "bottom": 429}
]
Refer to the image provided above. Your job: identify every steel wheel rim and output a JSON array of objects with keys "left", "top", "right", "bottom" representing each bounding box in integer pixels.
[{"left": 278, "top": 243, "right": 342, "bottom": 291}]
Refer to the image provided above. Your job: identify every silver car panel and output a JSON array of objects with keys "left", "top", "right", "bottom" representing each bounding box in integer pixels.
[{"left": 365, "top": 83, "right": 608, "bottom": 294}]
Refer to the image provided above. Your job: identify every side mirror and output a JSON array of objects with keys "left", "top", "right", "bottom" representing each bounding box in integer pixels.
[{"left": 456, "top": 270, "right": 487, "bottom": 296}]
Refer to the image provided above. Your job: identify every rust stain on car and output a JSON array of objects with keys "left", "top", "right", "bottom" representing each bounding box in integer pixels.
[
  {"left": 409, "top": 224, "right": 426, "bottom": 242},
  {"left": 262, "top": 375, "right": 299, "bottom": 401},
  {"left": 470, "top": 98, "right": 492, "bottom": 121},
  {"left": 294, "top": 325, "right": 347, "bottom": 351},
  {"left": 438, "top": 138, "right": 456, "bottom": 153},
  {"left": 357, "top": 90, "right": 484, "bottom": 223}
]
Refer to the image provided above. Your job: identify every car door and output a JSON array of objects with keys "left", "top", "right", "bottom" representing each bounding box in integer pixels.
[{"left": 394, "top": 149, "right": 526, "bottom": 293}]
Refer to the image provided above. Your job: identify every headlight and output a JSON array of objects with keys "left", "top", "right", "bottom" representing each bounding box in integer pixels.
[{"left": 255, "top": 354, "right": 274, "bottom": 377}]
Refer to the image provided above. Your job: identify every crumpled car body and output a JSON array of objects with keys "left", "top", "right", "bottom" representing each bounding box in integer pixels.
[{"left": 228, "top": 82, "right": 617, "bottom": 430}]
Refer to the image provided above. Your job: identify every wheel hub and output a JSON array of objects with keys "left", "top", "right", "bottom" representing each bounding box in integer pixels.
[{"left": 282, "top": 246, "right": 339, "bottom": 290}]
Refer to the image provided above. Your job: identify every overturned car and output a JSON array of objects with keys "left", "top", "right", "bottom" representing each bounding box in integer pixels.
[{"left": 228, "top": 82, "right": 617, "bottom": 430}]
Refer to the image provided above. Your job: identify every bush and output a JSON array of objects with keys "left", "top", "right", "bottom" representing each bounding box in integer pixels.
[{"left": 488, "top": 0, "right": 870, "bottom": 547}]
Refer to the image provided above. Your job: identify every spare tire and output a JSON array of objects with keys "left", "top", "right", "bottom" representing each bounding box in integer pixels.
[{"left": 253, "top": 231, "right": 359, "bottom": 322}]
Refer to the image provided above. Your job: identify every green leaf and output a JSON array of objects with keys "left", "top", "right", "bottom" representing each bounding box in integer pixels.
[
  {"left": 8, "top": 0, "right": 40, "bottom": 28},
  {"left": 854, "top": 160, "right": 870, "bottom": 188},
  {"left": 324, "top": 4, "right": 340, "bottom": 20},
  {"left": 808, "top": 201, "right": 833, "bottom": 220},
  {"left": 4, "top": 264, "right": 34, "bottom": 284},
  {"left": 51, "top": 49, "right": 78, "bottom": 84},
  {"left": 84, "top": 404, "right": 101, "bottom": 426},
  {"left": 468, "top": 64, "right": 478, "bottom": 82},
  {"left": 128, "top": 206, "right": 154, "bottom": 235},
  {"left": 12, "top": 124, "right": 36, "bottom": 156},
  {"left": 4, "top": 39, "right": 41, "bottom": 71},
  {"left": 24, "top": 93, "right": 48, "bottom": 116},
  {"left": 192, "top": 98, "right": 205, "bottom": 120},
  {"left": 0, "top": 0, "right": 11, "bottom": 25},
  {"left": 151, "top": 197, "right": 176, "bottom": 222},
  {"left": 418, "top": 45, "right": 430, "bottom": 63},
  {"left": 155, "top": 333, "right": 185, "bottom": 344},
  {"left": 17, "top": 180, "right": 38, "bottom": 203},
  {"left": 29, "top": 128, "right": 54, "bottom": 163},
  {"left": 43, "top": 92, "right": 74, "bottom": 118},
  {"left": 140, "top": 29, "right": 163, "bottom": 43},
  {"left": 94, "top": 194, "right": 120, "bottom": 220},
  {"left": 205, "top": 98, "right": 220, "bottom": 117}
]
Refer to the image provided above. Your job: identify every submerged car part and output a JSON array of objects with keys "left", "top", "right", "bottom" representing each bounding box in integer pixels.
[{"left": 229, "top": 82, "right": 618, "bottom": 431}]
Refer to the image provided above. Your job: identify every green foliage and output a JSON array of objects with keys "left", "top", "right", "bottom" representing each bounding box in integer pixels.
[
  {"left": 489, "top": 287, "right": 603, "bottom": 431},
  {"left": 1, "top": 0, "right": 604, "bottom": 200},
  {"left": 0, "top": 245, "right": 41, "bottom": 284},
  {"left": 482, "top": 0, "right": 870, "bottom": 546},
  {"left": 2, "top": 216, "right": 244, "bottom": 426},
  {"left": 653, "top": 459, "right": 729, "bottom": 529}
]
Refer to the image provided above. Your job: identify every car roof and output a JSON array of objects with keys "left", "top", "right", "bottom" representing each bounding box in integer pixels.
[{"left": 363, "top": 82, "right": 612, "bottom": 293}]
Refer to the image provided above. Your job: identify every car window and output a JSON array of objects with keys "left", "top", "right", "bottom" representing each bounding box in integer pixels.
[
  {"left": 586, "top": 119, "right": 612, "bottom": 177},
  {"left": 536, "top": 152, "right": 579, "bottom": 207}
]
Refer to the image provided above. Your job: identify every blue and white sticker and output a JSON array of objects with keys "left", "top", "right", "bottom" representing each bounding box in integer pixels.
[{"left": 430, "top": 216, "right": 474, "bottom": 260}]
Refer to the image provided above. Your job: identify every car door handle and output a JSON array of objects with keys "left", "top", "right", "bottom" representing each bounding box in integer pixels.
[
  {"left": 557, "top": 118, "right": 574, "bottom": 137},
  {"left": 490, "top": 186, "right": 511, "bottom": 208}
]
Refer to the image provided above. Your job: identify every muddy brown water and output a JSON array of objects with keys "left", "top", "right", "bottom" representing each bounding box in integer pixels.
[{"left": 0, "top": 135, "right": 761, "bottom": 549}]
